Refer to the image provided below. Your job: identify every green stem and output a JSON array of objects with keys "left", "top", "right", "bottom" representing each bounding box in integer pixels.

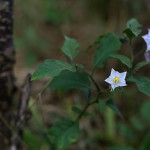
[
  {"left": 134, "top": 48, "right": 145, "bottom": 60},
  {"left": 129, "top": 39, "right": 134, "bottom": 62},
  {"left": 38, "top": 79, "right": 51, "bottom": 95},
  {"left": 29, "top": 79, "right": 51, "bottom": 112},
  {"left": 105, "top": 107, "right": 116, "bottom": 139},
  {"left": 89, "top": 74, "right": 101, "bottom": 92},
  {"left": 91, "top": 67, "right": 96, "bottom": 76},
  {"left": 75, "top": 93, "right": 100, "bottom": 122}
]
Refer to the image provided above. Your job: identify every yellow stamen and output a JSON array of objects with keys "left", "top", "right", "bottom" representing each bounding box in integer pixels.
[{"left": 113, "top": 77, "right": 119, "bottom": 83}]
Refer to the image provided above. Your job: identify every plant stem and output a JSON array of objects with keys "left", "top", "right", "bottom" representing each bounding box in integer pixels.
[
  {"left": 75, "top": 93, "right": 100, "bottom": 122},
  {"left": 134, "top": 48, "right": 145, "bottom": 60},
  {"left": 39, "top": 79, "right": 52, "bottom": 95},
  {"left": 105, "top": 107, "right": 116, "bottom": 139},
  {"left": 89, "top": 74, "right": 101, "bottom": 93},
  {"left": 89, "top": 74, "right": 101, "bottom": 92},
  {"left": 129, "top": 39, "right": 134, "bottom": 62}
]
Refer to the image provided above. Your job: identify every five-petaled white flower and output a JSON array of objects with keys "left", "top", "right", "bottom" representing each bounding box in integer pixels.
[
  {"left": 105, "top": 68, "right": 127, "bottom": 91},
  {"left": 142, "top": 29, "right": 150, "bottom": 52}
]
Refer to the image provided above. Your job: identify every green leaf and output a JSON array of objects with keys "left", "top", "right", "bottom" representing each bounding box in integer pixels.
[
  {"left": 49, "top": 70, "right": 90, "bottom": 92},
  {"left": 130, "top": 116, "right": 145, "bottom": 131},
  {"left": 72, "top": 106, "right": 93, "bottom": 118},
  {"left": 72, "top": 106, "right": 82, "bottom": 114},
  {"left": 140, "top": 101, "right": 150, "bottom": 122},
  {"left": 23, "top": 128, "right": 45, "bottom": 149},
  {"left": 123, "top": 18, "right": 142, "bottom": 38},
  {"left": 98, "top": 100, "right": 106, "bottom": 113},
  {"left": 140, "top": 133, "right": 150, "bottom": 150},
  {"left": 58, "top": 122, "right": 79, "bottom": 149},
  {"left": 94, "top": 33, "right": 121, "bottom": 69},
  {"left": 128, "top": 77, "right": 150, "bottom": 96},
  {"left": 110, "top": 54, "right": 132, "bottom": 68},
  {"left": 31, "top": 59, "right": 76, "bottom": 80},
  {"left": 29, "top": 99, "right": 43, "bottom": 130},
  {"left": 118, "top": 123, "right": 134, "bottom": 139},
  {"left": 48, "top": 119, "right": 79, "bottom": 149},
  {"left": 106, "top": 98, "right": 122, "bottom": 117},
  {"left": 134, "top": 61, "right": 150, "bottom": 72},
  {"left": 109, "top": 146, "right": 134, "bottom": 150},
  {"left": 75, "top": 63, "right": 84, "bottom": 69},
  {"left": 61, "top": 36, "right": 80, "bottom": 61}
]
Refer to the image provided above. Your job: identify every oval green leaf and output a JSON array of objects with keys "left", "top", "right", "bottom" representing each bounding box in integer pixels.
[
  {"left": 110, "top": 54, "right": 132, "bottom": 68},
  {"left": 128, "top": 77, "right": 150, "bottom": 96},
  {"left": 61, "top": 36, "right": 80, "bottom": 61},
  {"left": 49, "top": 70, "right": 90, "bottom": 92},
  {"left": 94, "top": 33, "right": 121, "bottom": 69},
  {"left": 31, "top": 59, "right": 76, "bottom": 80}
]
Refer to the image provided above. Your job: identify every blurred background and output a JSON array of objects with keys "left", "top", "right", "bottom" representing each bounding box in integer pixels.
[{"left": 13, "top": 0, "right": 150, "bottom": 149}]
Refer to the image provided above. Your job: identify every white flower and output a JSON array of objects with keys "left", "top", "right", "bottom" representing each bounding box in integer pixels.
[
  {"left": 105, "top": 68, "right": 127, "bottom": 91},
  {"left": 142, "top": 29, "right": 150, "bottom": 52}
]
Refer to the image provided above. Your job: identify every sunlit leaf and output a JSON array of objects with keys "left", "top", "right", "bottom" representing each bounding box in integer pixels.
[{"left": 31, "top": 60, "right": 76, "bottom": 80}]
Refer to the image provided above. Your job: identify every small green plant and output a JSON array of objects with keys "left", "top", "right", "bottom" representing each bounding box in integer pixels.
[{"left": 31, "top": 18, "right": 150, "bottom": 149}]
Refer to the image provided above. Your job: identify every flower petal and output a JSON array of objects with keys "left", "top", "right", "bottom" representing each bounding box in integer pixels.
[
  {"left": 148, "top": 29, "right": 150, "bottom": 35},
  {"left": 120, "top": 71, "right": 127, "bottom": 80},
  {"left": 117, "top": 82, "right": 127, "bottom": 87},
  {"left": 105, "top": 68, "right": 127, "bottom": 91},
  {"left": 111, "top": 83, "right": 115, "bottom": 91},
  {"left": 142, "top": 30, "right": 150, "bottom": 51},
  {"left": 105, "top": 77, "right": 113, "bottom": 84},
  {"left": 111, "top": 68, "right": 118, "bottom": 77}
]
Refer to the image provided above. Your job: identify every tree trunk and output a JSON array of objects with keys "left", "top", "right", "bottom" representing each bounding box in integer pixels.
[{"left": 0, "top": 0, "right": 31, "bottom": 149}]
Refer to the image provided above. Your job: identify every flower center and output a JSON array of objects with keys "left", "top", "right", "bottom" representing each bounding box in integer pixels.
[{"left": 113, "top": 77, "right": 119, "bottom": 83}]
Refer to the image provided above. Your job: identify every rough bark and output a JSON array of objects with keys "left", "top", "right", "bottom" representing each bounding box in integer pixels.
[
  {"left": 0, "top": 0, "right": 31, "bottom": 149},
  {"left": 0, "top": 0, "right": 16, "bottom": 148}
]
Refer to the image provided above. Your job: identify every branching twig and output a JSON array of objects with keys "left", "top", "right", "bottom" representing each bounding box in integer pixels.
[{"left": 75, "top": 93, "right": 100, "bottom": 122}]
